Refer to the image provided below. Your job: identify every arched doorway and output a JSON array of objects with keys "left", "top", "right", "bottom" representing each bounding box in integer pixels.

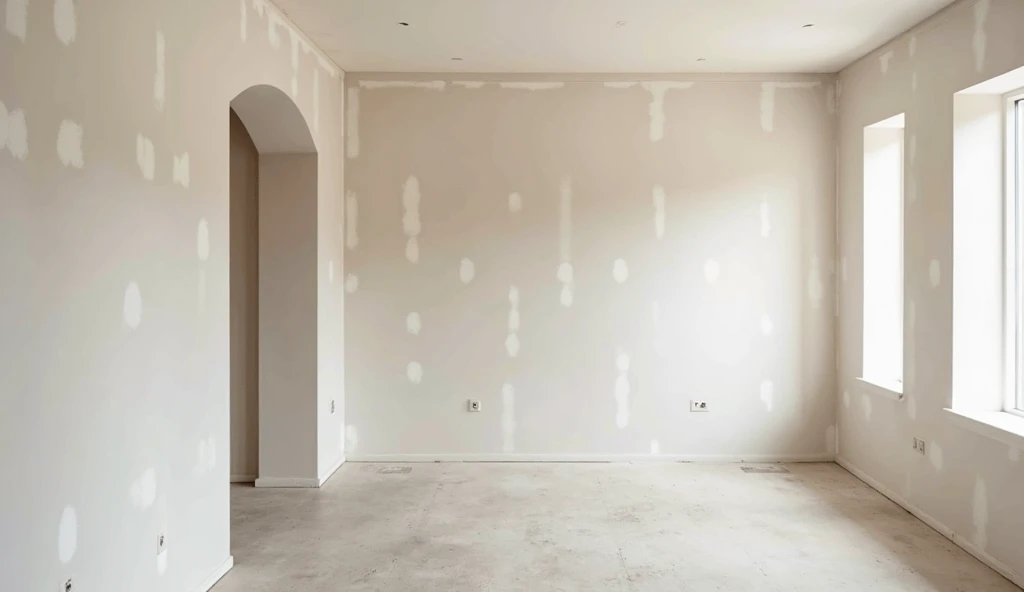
[{"left": 228, "top": 85, "right": 319, "bottom": 488}]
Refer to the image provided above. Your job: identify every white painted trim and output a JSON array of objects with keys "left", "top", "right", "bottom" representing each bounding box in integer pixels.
[
  {"left": 230, "top": 474, "right": 256, "bottom": 483},
  {"left": 944, "top": 408, "right": 1024, "bottom": 450},
  {"left": 836, "top": 457, "right": 1024, "bottom": 589},
  {"left": 346, "top": 453, "right": 835, "bottom": 463},
  {"left": 254, "top": 476, "right": 320, "bottom": 488},
  {"left": 193, "top": 556, "right": 233, "bottom": 592},
  {"left": 318, "top": 455, "right": 346, "bottom": 486},
  {"left": 856, "top": 376, "right": 905, "bottom": 400}
]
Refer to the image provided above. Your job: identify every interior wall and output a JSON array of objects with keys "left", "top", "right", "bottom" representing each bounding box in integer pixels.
[
  {"left": 0, "top": 1, "right": 345, "bottom": 590},
  {"left": 837, "top": 0, "right": 1024, "bottom": 583},
  {"left": 258, "top": 152, "right": 319, "bottom": 482},
  {"left": 229, "top": 109, "right": 260, "bottom": 481},
  {"left": 344, "top": 75, "right": 838, "bottom": 460}
]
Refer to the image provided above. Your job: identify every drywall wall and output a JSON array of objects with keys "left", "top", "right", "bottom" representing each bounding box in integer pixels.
[
  {"left": 837, "top": 0, "right": 1024, "bottom": 584},
  {"left": 344, "top": 75, "right": 838, "bottom": 460},
  {"left": 0, "top": 1, "right": 345, "bottom": 590},
  {"left": 229, "top": 110, "right": 260, "bottom": 481}
]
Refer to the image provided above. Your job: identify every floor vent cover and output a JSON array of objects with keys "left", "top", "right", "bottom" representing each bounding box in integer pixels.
[
  {"left": 378, "top": 466, "right": 412, "bottom": 474},
  {"left": 740, "top": 465, "right": 790, "bottom": 474}
]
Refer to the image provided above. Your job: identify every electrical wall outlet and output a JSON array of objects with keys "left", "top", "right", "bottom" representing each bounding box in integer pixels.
[
  {"left": 912, "top": 437, "right": 926, "bottom": 455},
  {"left": 690, "top": 400, "right": 708, "bottom": 412},
  {"left": 468, "top": 400, "right": 482, "bottom": 412},
  {"left": 157, "top": 533, "right": 166, "bottom": 554},
  {"left": 60, "top": 578, "right": 73, "bottom": 592}
]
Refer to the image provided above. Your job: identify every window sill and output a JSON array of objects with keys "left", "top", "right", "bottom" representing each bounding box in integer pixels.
[
  {"left": 944, "top": 408, "right": 1024, "bottom": 450},
  {"left": 856, "top": 377, "right": 904, "bottom": 401}
]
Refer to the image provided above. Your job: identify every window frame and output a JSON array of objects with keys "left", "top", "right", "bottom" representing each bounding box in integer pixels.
[{"left": 1005, "top": 88, "right": 1024, "bottom": 417}]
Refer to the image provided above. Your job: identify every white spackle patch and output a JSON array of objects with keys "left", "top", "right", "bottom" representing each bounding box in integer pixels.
[
  {"left": 808, "top": 256, "right": 824, "bottom": 309},
  {"left": 407, "top": 362, "right": 423, "bottom": 384},
  {"left": 289, "top": 31, "right": 300, "bottom": 98},
  {"left": 136, "top": 134, "right": 155, "bottom": 180},
  {"left": 929, "top": 441, "right": 944, "bottom": 471},
  {"left": 613, "top": 259, "right": 628, "bottom": 284},
  {"left": 313, "top": 69, "right": 320, "bottom": 132},
  {"left": 130, "top": 468, "right": 157, "bottom": 509},
  {"left": 841, "top": 257, "right": 848, "bottom": 283},
  {"left": 560, "top": 284, "right": 573, "bottom": 307},
  {"left": 508, "top": 191, "right": 522, "bottom": 213},
  {"left": 5, "top": 0, "right": 27, "bottom": 40},
  {"left": 760, "top": 314, "right": 774, "bottom": 337},
  {"left": 405, "top": 237, "right": 419, "bottom": 263},
  {"left": 194, "top": 436, "right": 217, "bottom": 474},
  {"left": 403, "top": 175, "right": 421, "bottom": 263},
  {"left": 344, "top": 273, "right": 358, "bottom": 293},
  {"left": 53, "top": 0, "right": 75, "bottom": 44},
  {"left": 346, "top": 87, "right": 360, "bottom": 158},
  {"left": 1010, "top": 447, "right": 1020, "bottom": 463},
  {"left": 760, "top": 200, "right": 771, "bottom": 238},
  {"left": 974, "top": 0, "right": 990, "bottom": 73},
  {"left": 842, "top": 390, "right": 850, "bottom": 408},
  {"left": 360, "top": 80, "right": 447, "bottom": 90},
  {"left": 508, "top": 286, "right": 520, "bottom": 331},
  {"left": 909, "top": 36, "right": 917, "bottom": 57},
  {"left": 505, "top": 333, "right": 520, "bottom": 358},
  {"left": 0, "top": 100, "right": 7, "bottom": 149},
  {"left": 502, "top": 383, "right": 516, "bottom": 453},
  {"left": 826, "top": 425, "right": 837, "bottom": 454},
  {"left": 196, "top": 219, "right": 210, "bottom": 261},
  {"left": 57, "top": 120, "right": 84, "bottom": 168},
  {"left": 58, "top": 506, "right": 77, "bottom": 563},
  {"left": 316, "top": 55, "right": 338, "bottom": 79},
  {"left": 760, "top": 380, "right": 774, "bottom": 412},
  {"left": 453, "top": 81, "right": 486, "bottom": 89},
  {"left": 558, "top": 178, "right": 574, "bottom": 306},
  {"left": 498, "top": 81, "right": 564, "bottom": 90},
  {"left": 154, "top": 32, "right": 166, "bottom": 111},
  {"left": 862, "top": 393, "right": 873, "bottom": 422},
  {"left": 267, "top": 11, "right": 282, "bottom": 48},
  {"left": 704, "top": 259, "right": 720, "bottom": 284},
  {"left": 650, "top": 440, "right": 660, "bottom": 454},
  {"left": 973, "top": 476, "right": 988, "bottom": 550},
  {"left": 642, "top": 82, "right": 693, "bottom": 142},
  {"left": 124, "top": 282, "right": 142, "bottom": 329},
  {"left": 407, "top": 312, "right": 421, "bottom": 336},
  {"left": 929, "top": 259, "right": 941, "bottom": 288},
  {"left": 240, "top": 0, "right": 247, "bottom": 41},
  {"left": 345, "top": 425, "right": 359, "bottom": 453},
  {"left": 615, "top": 349, "right": 630, "bottom": 429},
  {"left": 653, "top": 185, "right": 666, "bottom": 239},
  {"left": 604, "top": 81, "right": 638, "bottom": 89},
  {"left": 345, "top": 190, "right": 359, "bottom": 249},
  {"left": 327, "top": 260, "right": 334, "bottom": 284},
  {"left": 911, "top": 72, "right": 919, "bottom": 92},
  {"left": 879, "top": 50, "right": 893, "bottom": 74},
  {"left": 172, "top": 153, "right": 190, "bottom": 188},
  {"left": 7, "top": 108, "right": 27, "bottom": 160},
  {"left": 459, "top": 258, "right": 475, "bottom": 284}
]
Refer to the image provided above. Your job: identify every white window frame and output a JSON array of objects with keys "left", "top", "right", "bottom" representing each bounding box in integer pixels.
[{"left": 1005, "top": 88, "right": 1024, "bottom": 417}]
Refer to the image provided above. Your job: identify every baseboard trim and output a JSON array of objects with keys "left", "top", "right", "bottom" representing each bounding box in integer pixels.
[
  {"left": 230, "top": 474, "right": 256, "bottom": 483},
  {"left": 836, "top": 457, "right": 1023, "bottom": 589},
  {"left": 347, "top": 453, "right": 835, "bottom": 463},
  {"left": 254, "top": 476, "right": 320, "bottom": 488},
  {"left": 318, "top": 455, "right": 346, "bottom": 486},
  {"left": 193, "top": 556, "right": 233, "bottom": 592}
]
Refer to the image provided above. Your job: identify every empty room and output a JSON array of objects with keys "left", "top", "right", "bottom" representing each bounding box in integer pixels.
[{"left": 3, "top": 0, "right": 1024, "bottom": 590}]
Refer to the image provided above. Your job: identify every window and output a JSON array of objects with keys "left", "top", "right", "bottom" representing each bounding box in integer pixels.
[
  {"left": 1008, "top": 90, "right": 1024, "bottom": 415},
  {"left": 861, "top": 114, "right": 905, "bottom": 397}
]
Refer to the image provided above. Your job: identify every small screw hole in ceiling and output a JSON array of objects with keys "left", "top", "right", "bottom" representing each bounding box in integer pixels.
[
  {"left": 451, "top": 57, "right": 463, "bottom": 61},
  {"left": 803, "top": 24, "right": 815, "bottom": 28},
  {"left": 398, "top": 22, "right": 410, "bottom": 27},
  {"left": 697, "top": 58, "right": 706, "bottom": 62}
]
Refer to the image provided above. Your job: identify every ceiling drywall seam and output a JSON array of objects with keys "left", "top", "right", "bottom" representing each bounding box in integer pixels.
[{"left": 264, "top": 0, "right": 346, "bottom": 77}]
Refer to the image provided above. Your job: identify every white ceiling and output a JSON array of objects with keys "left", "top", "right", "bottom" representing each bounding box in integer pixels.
[{"left": 272, "top": 0, "right": 957, "bottom": 74}]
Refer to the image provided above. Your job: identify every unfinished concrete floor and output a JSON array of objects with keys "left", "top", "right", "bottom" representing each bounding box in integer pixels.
[{"left": 213, "top": 462, "right": 1018, "bottom": 592}]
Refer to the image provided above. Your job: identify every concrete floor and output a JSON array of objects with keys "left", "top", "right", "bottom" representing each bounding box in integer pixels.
[{"left": 213, "top": 462, "right": 1018, "bottom": 592}]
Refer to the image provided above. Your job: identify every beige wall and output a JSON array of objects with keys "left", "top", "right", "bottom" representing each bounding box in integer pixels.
[
  {"left": 837, "top": 0, "right": 1024, "bottom": 583},
  {"left": 344, "top": 75, "right": 838, "bottom": 460},
  {"left": 0, "top": 1, "right": 345, "bottom": 590},
  {"left": 229, "top": 109, "right": 260, "bottom": 480}
]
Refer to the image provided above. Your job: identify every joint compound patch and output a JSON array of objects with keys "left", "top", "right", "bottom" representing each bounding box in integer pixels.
[
  {"left": 974, "top": 0, "right": 990, "bottom": 73},
  {"left": 345, "top": 190, "right": 358, "bottom": 249},
  {"left": 615, "top": 349, "right": 630, "bottom": 429},
  {"left": 6, "top": 108, "right": 27, "bottom": 160},
  {"left": 136, "top": 134, "right": 155, "bottom": 180},
  {"left": 508, "top": 286, "right": 520, "bottom": 331},
  {"left": 502, "top": 383, "right": 515, "bottom": 453},
  {"left": 406, "top": 312, "right": 421, "bottom": 335},
  {"left": 313, "top": 70, "right": 320, "bottom": 132},
  {"left": 173, "top": 153, "right": 190, "bottom": 188},
  {"left": 346, "top": 87, "right": 360, "bottom": 158},
  {"left": 604, "top": 81, "right": 637, "bottom": 89},
  {"left": 6, "top": 0, "right": 27, "bottom": 40},
  {"left": 130, "top": 468, "right": 157, "bottom": 509},
  {"left": 760, "top": 380, "right": 774, "bottom": 412},
  {"left": 124, "top": 282, "right": 142, "bottom": 329},
  {"left": 459, "top": 258, "right": 475, "bottom": 284},
  {"left": 508, "top": 191, "right": 523, "bottom": 213},
  {"left": 862, "top": 393, "right": 873, "bottom": 421},
  {"left": 344, "top": 273, "right": 359, "bottom": 293},
  {"left": 558, "top": 177, "right": 574, "bottom": 306},
  {"left": 197, "top": 219, "right": 210, "bottom": 262},
  {"left": 403, "top": 176, "right": 421, "bottom": 263},
  {"left": 613, "top": 259, "right": 628, "bottom": 284},
  {"left": 929, "top": 260, "right": 941, "bottom": 288},
  {"left": 453, "top": 81, "right": 486, "bottom": 89},
  {"left": 642, "top": 82, "right": 693, "bottom": 142},
  {"left": 360, "top": 80, "right": 446, "bottom": 90},
  {"left": 912, "top": 72, "right": 919, "bottom": 92},
  {"left": 653, "top": 185, "right": 666, "bottom": 239},
  {"left": 57, "top": 120, "right": 84, "bottom": 168},
  {"left": 58, "top": 506, "right": 77, "bottom": 563},
  {"left": 53, "top": 0, "right": 75, "bottom": 45},
  {"left": 760, "top": 81, "right": 820, "bottom": 132},
  {"left": 498, "top": 81, "right": 563, "bottom": 90},
  {"left": 407, "top": 361, "right": 423, "bottom": 384},
  {"left": 505, "top": 333, "right": 520, "bottom": 358},
  {"left": 155, "top": 32, "right": 166, "bottom": 111},
  {"left": 879, "top": 50, "right": 893, "bottom": 74},
  {"left": 808, "top": 256, "right": 824, "bottom": 308},
  {"left": 842, "top": 390, "right": 850, "bottom": 408}
]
